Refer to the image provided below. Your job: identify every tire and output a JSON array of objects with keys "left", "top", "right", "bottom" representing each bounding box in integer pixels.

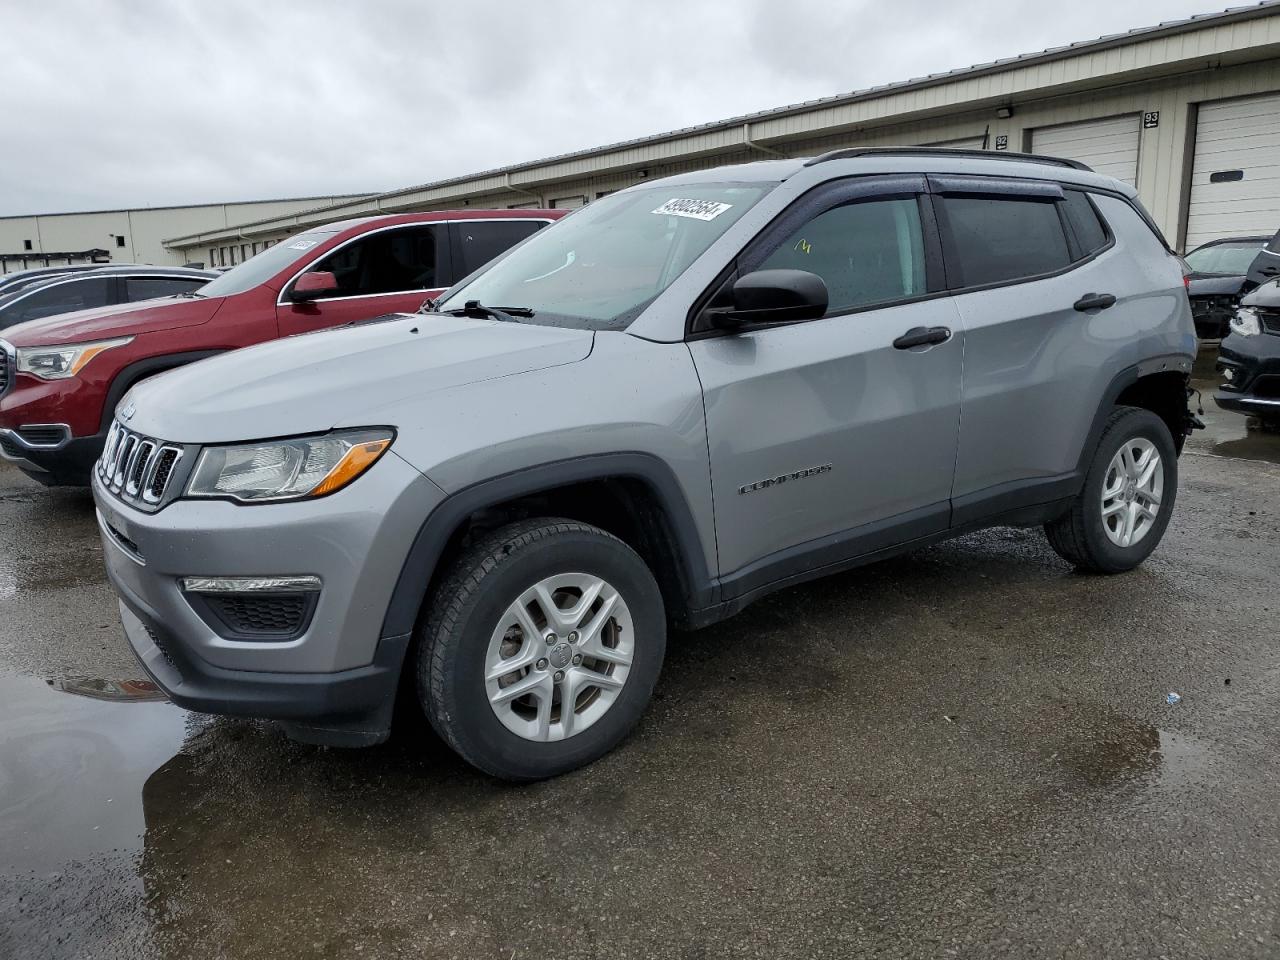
[
  {"left": 1045, "top": 406, "right": 1178, "bottom": 574},
  {"left": 418, "top": 518, "right": 666, "bottom": 781}
]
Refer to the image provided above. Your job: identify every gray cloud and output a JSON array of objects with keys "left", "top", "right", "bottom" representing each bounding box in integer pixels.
[{"left": 1, "top": 0, "right": 1222, "bottom": 214}]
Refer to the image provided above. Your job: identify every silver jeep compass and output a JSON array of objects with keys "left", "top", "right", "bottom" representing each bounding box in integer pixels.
[{"left": 92, "top": 149, "right": 1198, "bottom": 780}]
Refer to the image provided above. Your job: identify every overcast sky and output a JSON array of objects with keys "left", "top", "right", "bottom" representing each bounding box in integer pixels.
[{"left": 0, "top": 0, "right": 1229, "bottom": 215}]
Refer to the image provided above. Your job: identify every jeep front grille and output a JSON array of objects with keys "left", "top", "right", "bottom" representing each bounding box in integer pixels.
[{"left": 97, "top": 421, "right": 184, "bottom": 506}]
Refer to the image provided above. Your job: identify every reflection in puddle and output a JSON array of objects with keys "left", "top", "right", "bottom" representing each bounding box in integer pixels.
[
  {"left": 46, "top": 677, "right": 169, "bottom": 703},
  {"left": 0, "top": 673, "right": 187, "bottom": 876},
  {"left": 1060, "top": 713, "right": 1210, "bottom": 792},
  {"left": 1189, "top": 375, "right": 1280, "bottom": 465}
]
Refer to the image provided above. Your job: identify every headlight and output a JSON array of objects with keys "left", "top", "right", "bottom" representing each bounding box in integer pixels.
[
  {"left": 16, "top": 336, "right": 134, "bottom": 380},
  {"left": 1229, "top": 306, "right": 1261, "bottom": 337},
  {"left": 186, "top": 429, "right": 394, "bottom": 503}
]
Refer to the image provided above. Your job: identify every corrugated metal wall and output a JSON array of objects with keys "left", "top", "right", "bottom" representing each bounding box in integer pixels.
[{"left": 166, "top": 14, "right": 1280, "bottom": 255}]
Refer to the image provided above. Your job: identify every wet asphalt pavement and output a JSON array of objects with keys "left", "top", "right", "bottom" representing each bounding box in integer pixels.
[{"left": 2, "top": 370, "right": 1279, "bottom": 959}]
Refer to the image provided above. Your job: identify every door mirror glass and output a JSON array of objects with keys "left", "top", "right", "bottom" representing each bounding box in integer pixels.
[
  {"left": 290, "top": 271, "right": 340, "bottom": 302},
  {"left": 709, "top": 269, "right": 828, "bottom": 329}
]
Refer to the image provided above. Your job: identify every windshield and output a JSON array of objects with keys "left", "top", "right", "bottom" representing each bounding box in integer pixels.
[
  {"left": 1184, "top": 240, "right": 1264, "bottom": 275},
  {"left": 196, "top": 229, "right": 340, "bottom": 298},
  {"left": 435, "top": 183, "right": 774, "bottom": 330}
]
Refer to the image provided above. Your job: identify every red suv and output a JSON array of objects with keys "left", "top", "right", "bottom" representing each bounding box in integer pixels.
[{"left": 0, "top": 210, "right": 562, "bottom": 485}]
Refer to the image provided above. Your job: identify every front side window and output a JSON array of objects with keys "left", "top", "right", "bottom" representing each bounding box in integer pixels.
[
  {"left": 454, "top": 220, "right": 547, "bottom": 277},
  {"left": 758, "top": 198, "right": 926, "bottom": 315},
  {"left": 940, "top": 195, "right": 1072, "bottom": 287},
  {"left": 305, "top": 225, "right": 444, "bottom": 298},
  {"left": 436, "top": 183, "right": 773, "bottom": 331},
  {"left": 1, "top": 277, "right": 112, "bottom": 328},
  {"left": 125, "top": 277, "right": 209, "bottom": 301},
  {"left": 1184, "top": 241, "right": 1265, "bottom": 275}
]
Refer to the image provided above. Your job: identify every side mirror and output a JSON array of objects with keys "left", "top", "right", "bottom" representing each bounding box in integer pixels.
[
  {"left": 708, "top": 269, "right": 828, "bottom": 330},
  {"left": 289, "top": 271, "right": 339, "bottom": 302}
]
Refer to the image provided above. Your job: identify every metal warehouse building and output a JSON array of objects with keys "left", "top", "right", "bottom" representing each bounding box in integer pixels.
[
  {"left": 0, "top": 194, "right": 372, "bottom": 275},
  {"left": 165, "top": 2, "right": 1280, "bottom": 263}
]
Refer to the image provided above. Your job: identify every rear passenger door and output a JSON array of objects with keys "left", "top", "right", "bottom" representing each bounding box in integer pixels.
[
  {"left": 933, "top": 177, "right": 1125, "bottom": 520},
  {"left": 276, "top": 223, "right": 451, "bottom": 336}
]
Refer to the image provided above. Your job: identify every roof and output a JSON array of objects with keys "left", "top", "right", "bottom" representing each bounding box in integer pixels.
[{"left": 166, "top": 0, "right": 1280, "bottom": 248}]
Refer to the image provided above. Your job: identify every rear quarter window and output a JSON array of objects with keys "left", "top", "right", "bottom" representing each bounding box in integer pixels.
[
  {"left": 939, "top": 195, "right": 1072, "bottom": 287},
  {"left": 1061, "top": 191, "right": 1110, "bottom": 258}
]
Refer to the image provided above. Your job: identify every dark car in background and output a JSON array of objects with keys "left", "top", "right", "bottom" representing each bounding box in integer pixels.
[
  {"left": 1216, "top": 278, "right": 1280, "bottom": 428},
  {"left": 1185, "top": 231, "right": 1280, "bottom": 338},
  {"left": 0, "top": 266, "right": 216, "bottom": 331},
  {"left": 0, "top": 263, "right": 122, "bottom": 297}
]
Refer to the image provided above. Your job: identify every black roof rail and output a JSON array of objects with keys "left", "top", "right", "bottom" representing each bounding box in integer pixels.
[{"left": 802, "top": 146, "right": 1092, "bottom": 172}]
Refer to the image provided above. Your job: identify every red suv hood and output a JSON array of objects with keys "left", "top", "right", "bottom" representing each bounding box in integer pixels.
[{"left": 2, "top": 295, "right": 224, "bottom": 347}]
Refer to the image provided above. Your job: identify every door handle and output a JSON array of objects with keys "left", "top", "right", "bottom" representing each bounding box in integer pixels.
[
  {"left": 1074, "top": 292, "right": 1117, "bottom": 312},
  {"left": 893, "top": 326, "right": 952, "bottom": 350}
]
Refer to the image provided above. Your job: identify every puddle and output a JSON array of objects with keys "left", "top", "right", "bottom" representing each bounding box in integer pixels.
[
  {"left": 1190, "top": 373, "right": 1280, "bottom": 465},
  {"left": 1059, "top": 713, "right": 1211, "bottom": 793},
  {"left": 0, "top": 673, "right": 187, "bottom": 876}
]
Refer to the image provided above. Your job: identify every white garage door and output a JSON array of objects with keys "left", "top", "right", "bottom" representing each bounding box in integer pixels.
[
  {"left": 1184, "top": 92, "right": 1280, "bottom": 249},
  {"left": 551, "top": 195, "right": 586, "bottom": 210},
  {"left": 1031, "top": 115, "right": 1141, "bottom": 184}
]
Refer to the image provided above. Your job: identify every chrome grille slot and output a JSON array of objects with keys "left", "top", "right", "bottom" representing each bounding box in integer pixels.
[
  {"left": 97, "top": 419, "right": 185, "bottom": 509},
  {"left": 126, "top": 441, "right": 154, "bottom": 495}
]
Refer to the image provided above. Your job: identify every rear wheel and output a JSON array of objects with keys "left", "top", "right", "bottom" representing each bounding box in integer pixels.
[
  {"left": 1045, "top": 406, "right": 1178, "bottom": 573},
  {"left": 418, "top": 518, "right": 665, "bottom": 781}
]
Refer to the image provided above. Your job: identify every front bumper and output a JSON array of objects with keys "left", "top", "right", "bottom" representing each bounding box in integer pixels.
[
  {"left": 0, "top": 427, "right": 105, "bottom": 485},
  {"left": 92, "top": 451, "right": 446, "bottom": 746},
  {"left": 1215, "top": 333, "right": 1280, "bottom": 419}
]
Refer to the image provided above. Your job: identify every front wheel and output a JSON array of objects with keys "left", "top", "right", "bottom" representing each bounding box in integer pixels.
[
  {"left": 418, "top": 519, "right": 666, "bottom": 781},
  {"left": 1045, "top": 406, "right": 1178, "bottom": 573}
]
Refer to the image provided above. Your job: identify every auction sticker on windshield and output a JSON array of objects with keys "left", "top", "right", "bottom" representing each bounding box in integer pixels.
[{"left": 653, "top": 198, "right": 733, "bottom": 221}]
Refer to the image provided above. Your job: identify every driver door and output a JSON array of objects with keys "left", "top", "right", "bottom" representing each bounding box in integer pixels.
[
  {"left": 687, "top": 177, "right": 963, "bottom": 598},
  {"left": 277, "top": 223, "right": 451, "bottom": 335}
]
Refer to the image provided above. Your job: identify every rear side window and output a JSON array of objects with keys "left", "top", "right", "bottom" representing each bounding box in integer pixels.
[
  {"left": 1061, "top": 191, "right": 1109, "bottom": 258},
  {"left": 939, "top": 196, "right": 1071, "bottom": 287},
  {"left": 2, "top": 277, "right": 112, "bottom": 327},
  {"left": 759, "top": 198, "right": 927, "bottom": 314},
  {"left": 452, "top": 220, "right": 547, "bottom": 277},
  {"left": 125, "top": 277, "right": 208, "bottom": 301}
]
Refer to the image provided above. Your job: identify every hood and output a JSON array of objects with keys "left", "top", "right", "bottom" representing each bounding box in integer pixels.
[
  {"left": 2, "top": 295, "right": 224, "bottom": 347},
  {"left": 125, "top": 313, "right": 595, "bottom": 443},
  {"left": 1186, "top": 273, "right": 1246, "bottom": 297},
  {"left": 1241, "top": 278, "right": 1280, "bottom": 309}
]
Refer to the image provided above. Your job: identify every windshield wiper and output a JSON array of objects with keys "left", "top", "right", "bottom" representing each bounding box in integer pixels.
[
  {"left": 442, "top": 300, "right": 536, "bottom": 323},
  {"left": 175, "top": 291, "right": 205, "bottom": 299}
]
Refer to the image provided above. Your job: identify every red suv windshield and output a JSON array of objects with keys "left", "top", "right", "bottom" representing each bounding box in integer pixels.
[{"left": 196, "top": 229, "right": 340, "bottom": 298}]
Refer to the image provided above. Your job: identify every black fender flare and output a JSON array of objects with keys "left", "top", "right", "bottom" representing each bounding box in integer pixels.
[
  {"left": 379, "top": 452, "right": 717, "bottom": 640},
  {"left": 1075, "top": 352, "right": 1194, "bottom": 477},
  {"left": 99, "top": 350, "right": 226, "bottom": 433}
]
